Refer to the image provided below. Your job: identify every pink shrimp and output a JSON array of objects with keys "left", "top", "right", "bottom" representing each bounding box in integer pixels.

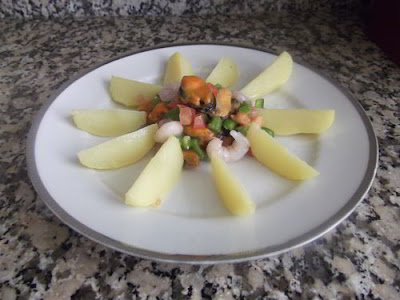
[
  {"left": 154, "top": 121, "right": 183, "bottom": 143},
  {"left": 206, "top": 130, "right": 249, "bottom": 162}
]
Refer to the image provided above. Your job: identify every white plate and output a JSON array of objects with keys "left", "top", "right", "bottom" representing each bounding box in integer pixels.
[{"left": 27, "top": 44, "right": 378, "bottom": 263}]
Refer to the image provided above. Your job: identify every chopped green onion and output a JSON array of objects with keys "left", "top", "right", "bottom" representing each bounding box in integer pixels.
[
  {"left": 178, "top": 136, "right": 184, "bottom": 147},
  {"left": 189, "top": 138, "right": 206, "bottom": 160},
  {"left": 153, "top": 95, "right": 161, "bottom": 105},
  {"left": 222, "top": 119, "right": 237, "bottom": 130},
  {"left": 202, "top": 114, "right": 210, "bottom": 123},
  {"left": 165, "top": 107, "right": 180, "bottom": 121},
  {"left": 236, "top": 126, "right": 249, "bottom": 136},
  {"left": 262, "top": 127, "right": 275, "bottom": 137},
  {"left": 239, "top": 103, "right": 252, "bottom": 113},
  {"left": 255, "top": 98, "right": 264, "bottom": 108},
  {"left": 208, "top": 116, "right": 222, "bottom": 133},
  {"left": 182, "top": 136, "right": 191, "bottom": 150},
  {"left": 214, "top": 83, "right": 223, "bottom": 89}
]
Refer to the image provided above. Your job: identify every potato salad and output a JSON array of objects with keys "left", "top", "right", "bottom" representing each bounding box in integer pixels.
[{"left": 72, "top": 51, "right": 334, "bottom": 215}]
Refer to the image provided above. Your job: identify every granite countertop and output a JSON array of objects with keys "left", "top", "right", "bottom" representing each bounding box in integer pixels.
[{"left": 1, "top": 10, "right": 399, "bottom": 300}]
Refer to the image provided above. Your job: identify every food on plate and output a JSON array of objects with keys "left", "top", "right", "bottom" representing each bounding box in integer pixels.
[
  {"left": 257, "top": 109, "right": 335, "bottom": 135},
  {"left": 74, "top": 51, "right": 332, "bottom": 215},
  {"left": 206, "top": 57, "right": 239, "bottom": 88},
  {"left": 110, "top": 76, "right": 161, "bottom": 107},
  {"left": 72, "top": 109, "right": 146, "bottom": 137},
  {"left": 163, "top": 52, "right": 195, "bottom": 85},
  {"left": 125, "top": 136, "right": 183, "bottom": 207},
  {"left": 247, "top": 123, "right": 319, "bottom": 180},
  {"left": 210, "top": 153, "right": 255, "bottom": 216},
  {"left": 77, "top": 124, "right": 158, "bottom": 169},
  {"left": 240, "top": 51, "right": 293, "bottom": 100}
]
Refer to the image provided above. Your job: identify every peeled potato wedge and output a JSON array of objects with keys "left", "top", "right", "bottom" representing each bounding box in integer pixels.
[
  {"left": 257, "top": 109, "right": 335, "bottom": 135},
  {"left": 110, "top": 76, "right": 161, "bottom": 107},
  {"left": 72, "top": 109, "right": 146, "bottom": 137},
  {"left": 77, "top": 124, "right": 158, "bottom": 170},
  {"left": 211, "top": 154, "right": 255, "bottom": 216},
  {"left": 247, "top": 123, "right": 319, "bottom": 180},
  {"left": 125, "top": 136, "right": 183, "bottom": 207},
  {"left": 163, "top": 52, "right": 195, "bottom": 85},
  {"left": 240, "top": 51, "right": 293, "bottom": 100},
  {"left": 206, "top": 57, "right": 239, "bottom": 88}
]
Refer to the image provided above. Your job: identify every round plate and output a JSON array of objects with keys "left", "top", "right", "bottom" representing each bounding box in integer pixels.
[{"left": 27, "top": 44, "right": 378, "bottom": 264}]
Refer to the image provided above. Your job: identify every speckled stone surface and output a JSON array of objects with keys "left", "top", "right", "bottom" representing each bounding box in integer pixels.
[
  {"left": 1, "top": 0, "right": 361, "bottom": 18},
  {"left": 0, "top": 11, "right": 399, "bottom": 299}
]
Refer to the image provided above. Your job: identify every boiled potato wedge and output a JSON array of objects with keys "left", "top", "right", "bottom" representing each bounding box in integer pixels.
[
  {"left": 257, "top": 109, "right": 335, "bottom": 135},
  {"left": 72, "top": 109, "right": 146, "bottom": 137},
  {"left": 240, "top": 51, "right": 293, "bottom": 99},
  {"left": 125, "top": 136, "right": 183, "bottom": 207},
  {"left": 163, "top": 52, "right": 195, "bottom": 85},
  {"left": 247, "top": 123, "right": 319, "bottom": 180},
  {"left": 211, "top": 154, "right": 255, "bottom": 216},
  {"left": 206, "top": 57, "right": 239, "bottom": 88},
  {"left": 78, "top": 124, "right": 158, "bottom": 169},
  {"left": 110, "top": 76, "right": 161, "bottom": 107}
]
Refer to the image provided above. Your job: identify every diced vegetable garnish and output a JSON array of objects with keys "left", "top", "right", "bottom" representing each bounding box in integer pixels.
[
  {"left": 193, "top": 114, "right": 206, "bottom": 129},
  {"left": 190, "top": 138, "right": 207, "bottom": 160},
  {"left": 261, "top": 127, "right": 275, "bottom": 137},
  {"left": 165, "top": 107, "right": 180, "bottom": 121},
  {"left": 178, "top": 104, "right": 195, "bottom": 125},
  {"left": 208, "top": 116, "right": 223, "bottom": 133},
  {"left": 255, "top": 98, "right": 264, "bottom": 108},
  {"left": 222, "top": 119, "right": 237, "bottom": 130},
  {"left": 148, "top": 103, "right": 169, "bottom": 123},
  {"left": 239, "top": 103, "right": 252, "bottom": 113},
  {"left": 183, "top": 150, "right": 200, "bottom": 168},
  {"left": 236, "top": 126, "right": 249, "bottom": 136}
]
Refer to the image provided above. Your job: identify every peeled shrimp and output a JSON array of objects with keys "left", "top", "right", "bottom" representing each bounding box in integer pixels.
[
  {"left": 206, "top": 130, "right": 249, "bottom": 162},
  {"left": 154, "top": 121, "right": 183, "bottom": 143}
]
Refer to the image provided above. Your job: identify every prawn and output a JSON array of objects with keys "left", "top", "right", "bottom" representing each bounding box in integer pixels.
[
  {"left": 154, "top": 121, "right": 183, "bottom": 143},
  {"left": 206, "top": 130, "right": 249, "bottom": 162}
]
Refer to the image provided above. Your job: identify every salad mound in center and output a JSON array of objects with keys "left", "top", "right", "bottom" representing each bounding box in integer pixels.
[{"left": 140, "top": 75, "right": 270, "bottom": 168}]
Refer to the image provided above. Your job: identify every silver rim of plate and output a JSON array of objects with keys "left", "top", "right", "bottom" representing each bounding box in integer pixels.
[{"left": 26, "top": 43, "right": 379, "bottom": 264}]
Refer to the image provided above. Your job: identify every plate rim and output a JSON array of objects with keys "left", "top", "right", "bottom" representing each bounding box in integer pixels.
[{"left": 26, "top": 42, "right": 378, "bottom": 264}]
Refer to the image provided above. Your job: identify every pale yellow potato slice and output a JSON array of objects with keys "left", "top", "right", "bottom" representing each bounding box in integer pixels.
[
  {"left": 240, "top": 51, "right": 293, "bottom": 100},
  {"left": 206, "top": 57, "right": 239, "bottom": 87},
  {"left": 72, "top": 109, "right": 146, "bottom": 137},
  {"left": 247, "top": 123, "right": 319, "bottom": 180},
  {"left": 78, "top": 124, "right": 158, "bottom": 170},
  {"left": 211, "top": 154, "right": 255, "bottom": 216},
  {"left": 257, "top": 109, "right": 335, "bottom": 135},
  {"left": 163, "top": 52, "right": 195, "bottom": 85},
  {"left": 110, "top": 76, "right": 161, "bottom": 107},
  {"left": 125, "top": 136, "right": 183, "bottom": 207}
]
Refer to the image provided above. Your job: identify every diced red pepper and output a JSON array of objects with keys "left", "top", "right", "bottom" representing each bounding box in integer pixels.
[
  {"left": 168, "top": 102, "right": 178, "bottom": 109},
  {"left": 178, "top": 104, "right": 194, "bottom": 125},
  {"left": 193, "top": 114, "right": 206, "bottom": 129},
  {"left": 207, "top": 83, "right": 219, "bottom": 98}
]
